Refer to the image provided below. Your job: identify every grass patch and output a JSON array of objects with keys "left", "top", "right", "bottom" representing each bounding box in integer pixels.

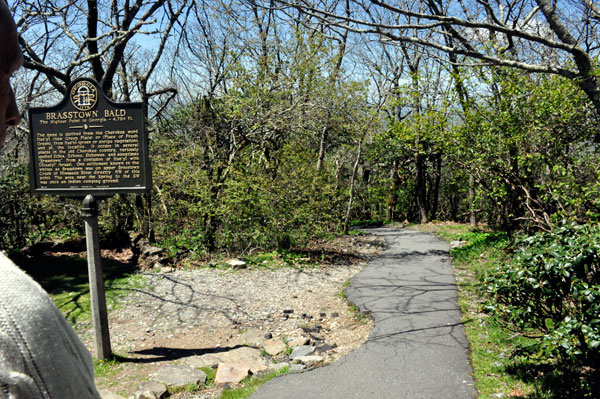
[
  {"left": 412, "top": 221, "right": 473, "bottom": 242},
  {"left": 336, "top": 279, "right": 369, "bottom": 323},
  {"left": 93, "top": 354, "right": 128, "bottom": 378},
  {"left": 220, "top": 366, "right": 290, "bottom": 399},
  {"left": 168, "top": 383, "right": 204, "bottom": 395},
  {"left": 9, "top": 253, "right": 144, "bottom": 325},
  {"left": 201, "top": 250, "right": 322, "bottom": 270},
  {"left": 242, "top": 251, "right": 288, "bottom": 269},
  {"left": 336, "top": 279, "right": 369, "bottom": 324},
  {"left": 337, "top": 279, "right": 350, "bottom": 299},
  {"left": 201, "top": 367, "right": 217, "bottom": 387},
  {"left": 243, "top": 250, "right": 320, "bottom": 269},
  {"left": 348, "top": 304, "right": 369, "bottom": 324}
]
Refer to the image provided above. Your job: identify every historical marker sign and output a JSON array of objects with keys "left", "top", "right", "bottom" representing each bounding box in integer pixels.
[
  {"left": 27, "top": 77, "right": 154, "bottom": 359},
  {"left": 28, "top": 77, "right": 151, "bottom": 197}
]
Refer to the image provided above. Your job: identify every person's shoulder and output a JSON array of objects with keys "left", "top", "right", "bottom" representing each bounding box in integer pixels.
[
  {"left": 0, "top": 251, "right": 54, "bottom": 311},
  {"left": 0, "top": 251, "right": 42, "bottom": 288},
  {"left": 0, "top": 251, "right": 101, "bottom": 398},
  {"left": 0, "top": 251, "right": 17, "bottom": 269}
]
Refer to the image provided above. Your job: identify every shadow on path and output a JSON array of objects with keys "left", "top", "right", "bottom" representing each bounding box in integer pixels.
[{"left": 251, "top": 227, "right": 477, "bottom": 399}]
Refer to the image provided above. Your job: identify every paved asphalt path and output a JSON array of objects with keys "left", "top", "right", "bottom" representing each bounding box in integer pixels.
[{"left": 251, "top": 228, "right": 477, "bottom": 399}]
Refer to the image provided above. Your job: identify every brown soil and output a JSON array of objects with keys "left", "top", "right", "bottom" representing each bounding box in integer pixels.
[{"left": 72, "top": 233, "right": 385, "bottom": 398}]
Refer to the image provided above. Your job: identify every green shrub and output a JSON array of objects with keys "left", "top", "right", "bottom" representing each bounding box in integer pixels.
[
  {"left": 0, "top": 159, "right": 30, "bottom": 249},
  {"left": 485, "top": 222, "right": 600, "bottom": 371},
  {"left": 0, "top": 158, "right": 83, "bottom": 251}
]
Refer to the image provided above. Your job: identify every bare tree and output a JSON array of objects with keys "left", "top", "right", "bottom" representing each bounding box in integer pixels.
[
  {"left": 276, "top": 0, "right": 600, "bottom": 125},
  {"left": 10, "top": 0, "right": 191, "bottom": 239},
  {"left": 13, "top": 0, "right": 188, "bottom": 110},
  {"left": 353, "top": 2, "right": 454, "bottom": 223}
]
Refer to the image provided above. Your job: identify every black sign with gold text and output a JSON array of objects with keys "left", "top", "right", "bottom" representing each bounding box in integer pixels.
[{"left": 28, "top": 78, "right": 151, "bottom": 197}]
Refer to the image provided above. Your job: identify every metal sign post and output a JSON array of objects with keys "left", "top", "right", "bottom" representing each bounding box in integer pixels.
[{"left": 82, "top": 194, "right": 111, "bottom": 360}]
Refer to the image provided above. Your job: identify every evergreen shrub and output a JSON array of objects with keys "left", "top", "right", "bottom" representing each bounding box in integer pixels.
[{"left": 485, "top": 222, "right": 600, "bottom": 371}]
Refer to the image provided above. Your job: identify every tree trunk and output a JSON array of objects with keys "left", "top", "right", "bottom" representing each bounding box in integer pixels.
[
  {"left": 386, "top": 158, "right": 400, "bottom": 222},
  {"left": 506, "top": 143, "right": 522, "bottom": 231},
  {"left": 469, "top": 173, "right": 477, "bottom": 227},
  {"left": 343, "top": 141, "right": 363, "bottom": 234},
  {"left": 317, "top": 25, "right": 348, "bottom": 171},
  {"left": 430, "top": 153, "right": 441, "bottom": 221},
  {"left": 316, "top": 126, "right": 327, "bottom": 171},
  {"left": 415, "top": 151, "right": 428, "bottom": 224},
  {"left": 134, "top": 194, "right": 153, "bottom": 240}
]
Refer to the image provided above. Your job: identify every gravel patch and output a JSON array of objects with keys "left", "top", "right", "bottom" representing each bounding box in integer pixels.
[{"left": 76, "top": 234, "right": 385, "bottom": 398}]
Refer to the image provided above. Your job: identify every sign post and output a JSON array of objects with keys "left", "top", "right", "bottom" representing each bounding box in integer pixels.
[
  {"left": 28, "top": 78, "right": 151, "bottom": 360},
  {"left": 82, "top": 194, "right": 111, "bottom": 359}
]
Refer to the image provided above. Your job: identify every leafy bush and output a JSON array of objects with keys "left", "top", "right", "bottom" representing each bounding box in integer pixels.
[
  {"left": 485, "top": 222, "right": 600, "bottom": 371},
  {"left": 0, "top": 160, "right": 30, "bottom": 249},
  {"left": 150, "top": 130, "right": 346, "bottom": 257},
  {"left": 0, "top": 158, "right": 83, "bottom": 250},
  {"left": 451, "top": 72, "right": 600, "bottom": 232}
]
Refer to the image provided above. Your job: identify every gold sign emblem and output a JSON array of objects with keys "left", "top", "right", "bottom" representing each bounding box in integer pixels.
[{"left": 70, "top": 81, "right": 97, "bottom": 111}]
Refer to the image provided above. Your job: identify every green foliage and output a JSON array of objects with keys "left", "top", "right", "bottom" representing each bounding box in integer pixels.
[
  {"left": 93, "top": 354, "right": 128, "bottom": 378},
  {"left": 361, "top": 67, "right": 600, "bottom": 230},
  {"left": 0, "top": 159, "right": 31, "bottom": 249},
  {"left": 349, "top": 219, "right": 385, "bottom": 227},
  {"left": 365, "top": 93, "right": 451, "bottom": 223},
  {"left": 152, "top": 118, "right": 348, "bottom": 256},
  {"left": 0, "top": 158, "right": 84, "bottom": 250},
  {"left": 485, "top": 222, "right": 600, "bottom": 380},
  {"left": 220, "top": 366, "right": 289, "bottom": 399},
  {"left": 284, "top": 338, "right": 293, "bottom": 356},
  {"left": 451, "top": 70, "right": 599, "bottom": 231},
  {"left": 159, "top": 228, "right": 208, "bottom": 260},
  {"left": 348, "top": 303, "right": 369, "bottom": 324},
  {"left": 201, "top": 366, "right": 217, "bottom": 386},
  {"left": 146, "top": 28, "right": 370, "bottom": 257},
  {"left": 337, "top": 279, "right": 349, "bottom": 299}
]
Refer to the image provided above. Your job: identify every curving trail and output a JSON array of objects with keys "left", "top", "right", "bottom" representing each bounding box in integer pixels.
[{"left": 251, "top": 228, "right": 477, "bottom": 399}]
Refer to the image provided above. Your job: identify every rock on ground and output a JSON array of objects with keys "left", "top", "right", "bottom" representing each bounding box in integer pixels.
[
  {"left": 132, "top": 381, "right": 168, "bottom": 399},
  {"left": 264, "top": 338, "right": 287, "bottom": 356},
  {"left": 150, "top": 365, "right": 206, "bottom": 388},
  {"left": 289, "top": 345, "right": 315, "bottom": 359},
  {"left": 98, "top": 390, "right": 126, "bottom": 399},
  {"left": 186, "top": 353, "right": 222, "bottom": 369},
  {"left": 293, "top": 355, "right": 324, "bottom": 368},
  {"left": 288, "top": 337, "right": 309, "bottom": 348},
  {"left": 215, "top": 363, "right": 250, "bottom": 386},
  {"left": 229, "top": 328, "right": 266, "bottom": 347},
  {"left": 217, "top": 347, "right": 267, "bottom": 374}
]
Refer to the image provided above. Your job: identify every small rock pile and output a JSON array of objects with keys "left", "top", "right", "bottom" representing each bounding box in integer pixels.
[
  {"left": 133, "top": 235, "right": 172, "bottom": 271},
  {"left": 99, "top": 326, "right": 341, "bottom": 399}
]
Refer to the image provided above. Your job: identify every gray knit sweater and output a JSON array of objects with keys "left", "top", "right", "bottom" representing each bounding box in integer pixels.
[{"left": 0, "top": 252, "right": 100, "bottom": 398}]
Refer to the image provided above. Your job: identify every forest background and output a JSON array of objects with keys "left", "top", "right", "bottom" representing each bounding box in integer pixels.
[{"left": 1, "top": 0, "right": 600, "bottom": 396}]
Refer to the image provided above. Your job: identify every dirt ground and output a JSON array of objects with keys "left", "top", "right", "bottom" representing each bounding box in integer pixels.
[{"left": 72, "top": 233, "right": 386, "bottom": 398}]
